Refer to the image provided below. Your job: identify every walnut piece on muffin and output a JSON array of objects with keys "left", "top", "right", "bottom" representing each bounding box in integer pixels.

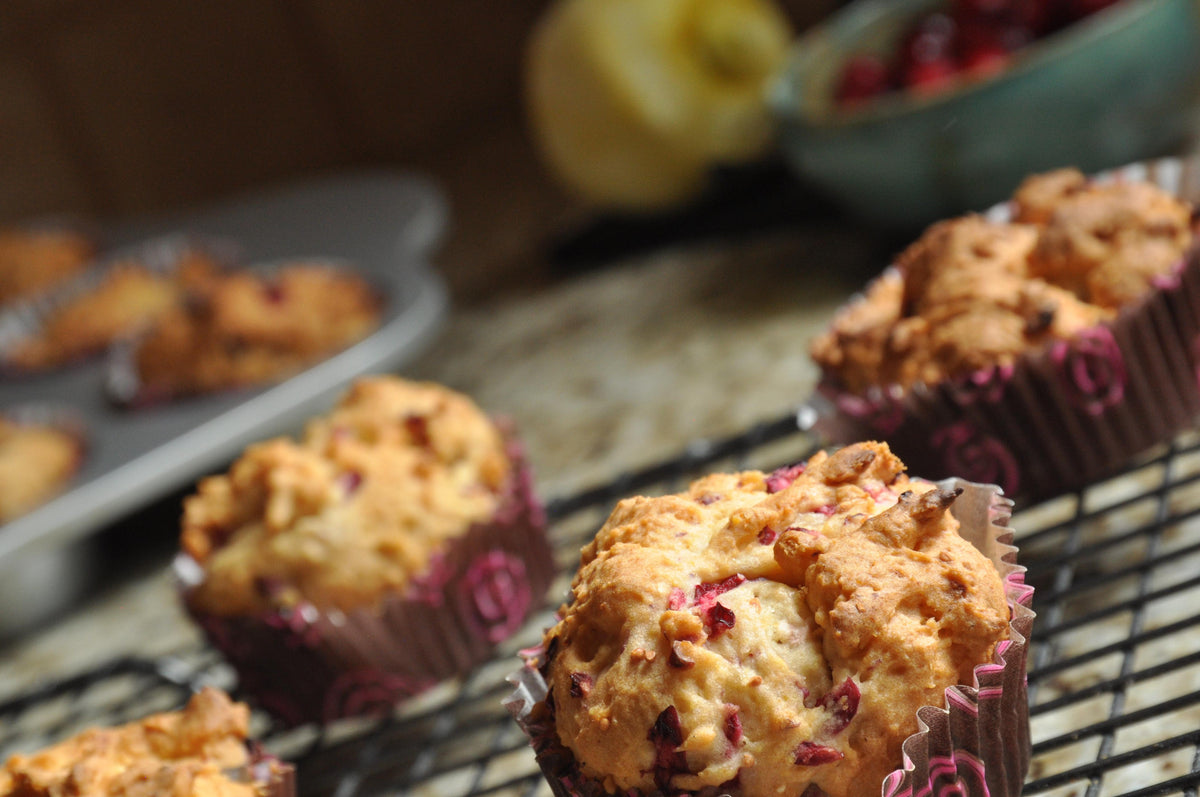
[
  {"left": 131, "top": 263, "right": 380, "bottom": 399},
  {"left": 7, "top": 252, "right": 220, "bottom": 371},
  {"left": 182, "top": 377, "right": 513, "bottom": 616},
  {"left": 811, "top": 168, "right": 1191, "bottom": 394},
  {"left": 540, "top": 441, "right": 1009, "bottom": 797},
  {"left": 0, "top": 227, "right": 95, "bottom": 306},
  {"left": 0, "top": 688, "right": 286, "bottom": 797},
  {"left": 0, "top": 418, "right": 82, "bottom": 524}
]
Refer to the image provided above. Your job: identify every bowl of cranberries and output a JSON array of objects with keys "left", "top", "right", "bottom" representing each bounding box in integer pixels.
[{"left": 769, "top": 0, "right": 1200, "bottom": 230}]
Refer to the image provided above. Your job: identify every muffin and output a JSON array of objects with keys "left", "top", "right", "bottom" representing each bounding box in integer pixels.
[
  {"left": 509, "top": 442, "right": 1033, "bottom": 797},
  {"left": 115, "top": 262, "right": 382, "bottom": 405},
  {"left": 0, "top": 687, "right": 294, "bottom": 797},
  {"left": 4, "top": 251, "right": 220, "bottom": 372},
  {"left": 0, "top": 227, "right": 96, "bottom": 307},
  {"left": 809, "top": 160, "right": 1200, "bottom": 499},
  {"left": 179, "top": 376, "right": 554, "bottom": 725},
  {"left": 0, "top": 412, "right": 85, "bottom": 524}
]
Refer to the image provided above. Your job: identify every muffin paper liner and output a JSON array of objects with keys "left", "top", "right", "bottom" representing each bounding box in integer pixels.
[
  {"left": 106, "top": 256, "right": 384, "bottom": 409},
  {"left": 506, "top": 479, "right": 1033, "bottom": 797},
  {"left": 811, "top": 157, "right": 1200, "bottom": 502},
  {"left": 0, "top": 234, "right": 241, "bottom": 378},
  {"left": 181, "top": 439, "right": 554, "bottom": 726}
]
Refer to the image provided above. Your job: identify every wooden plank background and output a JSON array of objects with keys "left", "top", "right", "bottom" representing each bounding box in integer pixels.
[{"left": 0, "top": 1, "right": 837, "bottom": 299}]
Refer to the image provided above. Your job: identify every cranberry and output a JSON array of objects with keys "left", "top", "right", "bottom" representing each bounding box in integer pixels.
[
  {"left": 757, "top": 527, "right": 778, "bottom": 545},
  {"left": 900, "top": 13, "right": 958, "bottom": 69},
  {"left": 648, "top": 707, "right": 689, "bottom": 789},
  {"left": 337, "top": 470, "right": 363, "bottom": 496},
  {"left": 819, "top": 678, "right": 861, "bottom": 734},
  {"left": 705, "top": 602, "right": 736, "bottom": 637},
  {"left": 794, "top": 742, "right": 844, "bottom": 766},
  {"left": 693, "top": 574, "right": 746, "bottom": 608},
  {"left": 668, "top": 587, "right": 687, "bottom": 610},
  {"left": 569, "top": 672, "right": 593, "bottom": 698},
  {"left": 669, "top": 641, "right": 695, "bottom": 669},
  {"left": 834, "top": 54, "right": 892, "bottom": 107},
  {"left": 723, "top": 705, "right": 743, "bottom": 746},
  {"left": 404, "top": 414, "right": 431, "bottom": 447},
  {"left": 765, "top": 463, "right": 806, "bottom": 494},
  {"left": 962, "top": 39, "right": 1010, "bottom": 76},
  {"left": 904, "top": 58, "right": 958, "bottom": 93}
]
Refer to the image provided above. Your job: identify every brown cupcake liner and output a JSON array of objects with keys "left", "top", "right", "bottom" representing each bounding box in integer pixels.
[
  {"left": 506, "top": 479, "right": 1034, "bottom": 797},
  {"left": 106, "top": 256, "right": 385, "bottom": 409},
  {"left": 812, "top": 157, "right": 1200, "bottom": 502},
  {"left": 181, "top": 440, "right": 554, "bottom": 727},
  {"left": 0, "top": 234, "right": 241, "bottom": 378}
]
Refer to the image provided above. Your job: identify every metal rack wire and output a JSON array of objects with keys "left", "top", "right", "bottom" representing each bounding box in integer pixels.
[{"left": 4, "top": 411, "right": 1200, "bottom": 797}]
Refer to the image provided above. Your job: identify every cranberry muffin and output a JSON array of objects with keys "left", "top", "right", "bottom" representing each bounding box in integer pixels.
[
  {"left": 5, "top": 252, "right": 219, "bottom": 372},
  {"left": 809, "top": 162, "right": 1200, "bottom": 499},
  {"left": 122, "top": 263, "right": 381, "bottom": 404},
  {"left": 179, "top": 377, "right": 553, "bottom": 724},
  {"left": 511, "top": 442, "right": 1033, "bottom": 797},
  {"left": 0, "top": 688, "right": 293, "bottom": 797}
]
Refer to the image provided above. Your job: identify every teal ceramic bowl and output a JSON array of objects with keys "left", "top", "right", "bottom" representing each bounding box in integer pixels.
[{"left": 769, "top": 0, "right": 1200, "bottom": 231}]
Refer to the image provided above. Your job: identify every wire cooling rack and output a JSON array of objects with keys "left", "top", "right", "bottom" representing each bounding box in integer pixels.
[{"left": 5, "top": 410, "right": 1200, "bottom": 797}]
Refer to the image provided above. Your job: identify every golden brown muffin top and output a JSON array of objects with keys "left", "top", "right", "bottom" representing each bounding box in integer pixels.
[
  {"left": 812, "top": 169, "right": 1193, "bottom": 393},
  {"left": 7, "top": 253, "right": 219, "bottom": 371},
  {"left": 182, "top": 377, "right": 512, "bottom": 616},
  {"left": 0, "top": 228, "right": 95, "bottom": 306},
  {"left": 0, "top": 418, "right": 81, "bottom": 524},
  {"left": 133, "top": 264, "right": 380, "bottom": 397},
  {"left": 0, "top": 688, "right": 271, "bottom": 797},
  {"left": 543, "top": 442, "right": 1009, "bottom": 797}
]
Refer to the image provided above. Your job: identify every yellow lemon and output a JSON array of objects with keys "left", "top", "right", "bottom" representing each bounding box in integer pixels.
[{"left": 526, "top": 0, "right": 793, "bottom": 211}]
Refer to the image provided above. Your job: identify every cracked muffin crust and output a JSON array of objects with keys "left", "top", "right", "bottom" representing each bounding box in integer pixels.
[
  {"left": 811, "top": 168, "right": 1193, "bottom": 394},
  {"left": 540, "top": 442, "right": 1009, "bottom": 797},
  {"left": 182, "top": 376, "right": 513, "bottom": 616},
  {"left": 0, "top": 688, "right": 290, "bottom": 797}
]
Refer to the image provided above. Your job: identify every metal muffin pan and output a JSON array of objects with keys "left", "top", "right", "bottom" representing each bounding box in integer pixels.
[{"left": 0, "top": 171, "right": 450, "bottom": 567}]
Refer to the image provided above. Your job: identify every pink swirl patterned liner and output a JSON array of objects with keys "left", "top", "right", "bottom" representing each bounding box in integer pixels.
[
  {"left": 506, "top": 480, "right": 1034, "bottom": 797},
  {"left": 0, "top": 234, "right": 241, "bottom": 379},
  {"left": 180, "top": 435, "right": 554, "bottom": 727},
  {"left": 813, "top": 157, "right": 1200, "bottom": 502}
]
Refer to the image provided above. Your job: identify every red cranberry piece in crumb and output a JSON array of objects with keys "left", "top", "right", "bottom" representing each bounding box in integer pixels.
[
  {"left": 668, "top": 587, "right": 687, "bottom": 610},
  {"left": 766, "top": 463, "right": 806, "bottom": 493},
  {"left": 758, "top": 527, "right": 778, "bottom": 545},
  {"left": 337, "top": 470, "right": 363, "bottom": 496},
  {"left": 834, "top": 54, "right": 892, "bottom": 107},
  {"left": 693, "top": 574, "right": 746, "bottom": 608},
  {"left": 723, "top": 705, "right": 743, "bottom": 746},
  {"left": 819, "top": 678, "right": 861, "bottom": 734},
  {"left": 262, "top": 281, "right": 286, "bottom": 304},
  {"left": 705, "top": 602, "right": 736, "bottom": 637},
  {"left": 794, "top": 742, "right": 844, "bottom": 766},
  {"left": 647, "top": 706, "right": 689, "bottom": 789},
  {"left": 697, "top": 492, "right": 721, "bottom": 505},
  {"left": 569, "top": 672, "right": 593, "bottom": 698},
  {"left": 404, "top": 414, "right": 431, "bottom": 447}
]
